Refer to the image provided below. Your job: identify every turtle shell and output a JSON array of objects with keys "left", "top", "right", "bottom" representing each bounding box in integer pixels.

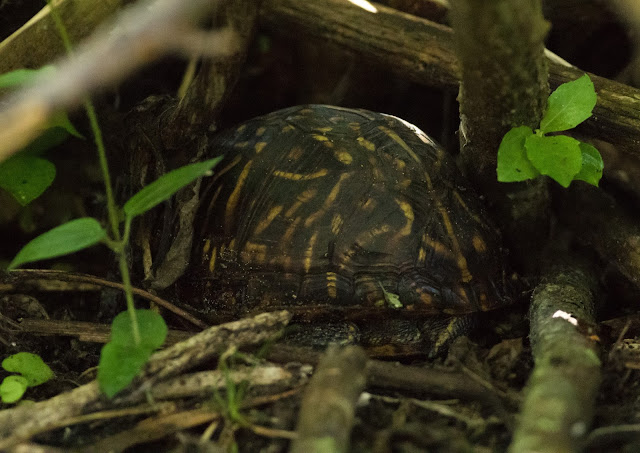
[{"left": 192, "top": 105, "right": 508, "bottom": 317}]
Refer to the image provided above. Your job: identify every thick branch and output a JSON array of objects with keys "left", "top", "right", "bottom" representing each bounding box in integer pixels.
[
  {"left": 260, "top": 0, "right": 640, "bottom": 158},
  {"left": 291, "top": 345, "right": 368, "bottom": 453},
  {"left": 509, "top": 262, "right": 600, "bottom": 452},
  {"left": 0, "top": 311, "right": 291, "bottom": 448},
  {"left": 449, "top": 0, "right": 549, "bottom": 183},
  {"left": 0, "top": 0, "right": 128, "bottom": 75}
]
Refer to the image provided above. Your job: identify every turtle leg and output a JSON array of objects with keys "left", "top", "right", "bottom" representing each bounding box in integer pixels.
[{"left": 419, "top": 313, "right": 477, "bottom": 358}]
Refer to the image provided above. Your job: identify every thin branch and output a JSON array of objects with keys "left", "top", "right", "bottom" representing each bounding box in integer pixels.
[{"left": 0, "top": 0, "right": 238, "bottom": 163}]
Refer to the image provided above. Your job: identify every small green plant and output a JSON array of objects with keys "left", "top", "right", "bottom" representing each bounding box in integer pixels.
[
  {"left": 7, "top": 157, "right": 222, "bottom": 397},
  {"left": 0, "top": 67, "right": 82, "bottom": 206},
  {"left": 4, "top": 0, "right": 222, "bottom": 399},
  {"left": 497, "top": 74, "right": 603, "bottom": 188},
  {"left": 0, "top": 352, "right": 54, "bottom": 404},
  {"left": 213, "top": 348, "right": 251, "bottom": 426}
]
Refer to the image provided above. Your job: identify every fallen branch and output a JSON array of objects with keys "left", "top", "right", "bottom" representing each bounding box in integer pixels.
[
  {"left": 0, "top": 310, "right": 291, "bottom": 449},
  {"left": 291, "top": 345, "right": 368, "bottom": 453},
  {"left": 509, "top": 262, "right": 600, "bottom": 452}
]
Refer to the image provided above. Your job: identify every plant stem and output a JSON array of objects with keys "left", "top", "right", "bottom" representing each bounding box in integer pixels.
[
  {"left": 46, "top": 0, "right": 121, "bottom": 241},
  {"left": 47, "top": 0, "right": 136, "bottom": 344},
  {"left": 118, "top": 251, "right": 141, "bottom": 345}
]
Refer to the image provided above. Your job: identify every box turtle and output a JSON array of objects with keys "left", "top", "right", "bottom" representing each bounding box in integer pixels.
[{"left": 185, "top": 105, "right": 510, "bottom": 354}]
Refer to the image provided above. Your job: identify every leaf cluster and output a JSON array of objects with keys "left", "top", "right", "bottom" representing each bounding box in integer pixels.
[
  {"left": 0, "top": 352, "right": 54, "bottom": 404},
  {"left": 6, "top": 157, "right": 221, "bottom": 397},
  {"left": 497, "top": 74, "right": 603, "bottom": 188}
]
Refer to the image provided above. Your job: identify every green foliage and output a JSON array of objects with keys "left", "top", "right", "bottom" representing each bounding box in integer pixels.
[
  {"left": 0, "top": 376, "right": 29, "bottom": 404},
  {"left": 0, "top": 155, "right": 56, "bottom": 206},
  {"left": 496, "top": 126, "right": 539, "bottom": 182},
  {"left": 0, "top": 352, "right": 54, "bottom": 404},
  {"left": 0, "top": 66, "right": 55, "bottom": 89},
  {"left": 8, "top": 218, "right": 107, "bottom": 269},
  {"left": 0, "top": 67, "right": 83, "bottom": 206},
  {"left": 539, "top": 74, "right": 597, "bottom": 133},
  {"left": 525, "top": 134, "right": 582, "bottom": 188},
  {"left": 4, "top": 5, "right": 227, "bottom": 402},
  {"left": 213, "top": 349, "right": 250, "bottom": 426},
  {"left": 123, "top": 157, "right": 222, "bottom": 218},
  {"left": 8, "top": 155, "right": 222, "bottom": 396},
  {"left": 110, "top": 309, "right": 168, "bottom": 350},
  {"left": 497, "top": 74, "right": 603, "bottom": 188},
  {"left": 97, "top": 310, "right": 167, "bottom": 398},
  {"left": 97, "top": 343, "right": 154, "bottom": 399}
]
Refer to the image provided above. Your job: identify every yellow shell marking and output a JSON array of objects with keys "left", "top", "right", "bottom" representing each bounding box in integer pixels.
[
  {"left": 288, "top": 146, "right": 303, "bottom": 160},
  {"left": 395, "top": 198, "right": 414, "bottom": 236},
  {"left": 208, "top": 246, "right": 217, "bottom": 272},
  {"left": 453, "top": 191, "right": 491, "bottom": 231},
  {"left": 419, "top": 291, "right": 433, "bottom": 306},
  {"left": 356, "top": 224, "right": 391, "bottom": 245},
  {"left": 422, "top": 234, "right": 454, "bottom": 259},
  {"left": 225, "top": 160, "right": 253, "bottom": 231},
  {"left": 214, "top": 155, "right": 242, "bottom": 181},
  {"left": 242, "top": 241, "right": 267, "bottom": 264},
  {"left": 335, "top": 150, "right": 353, "bottom": 164},
  {"left": 282, "top": 125, "right": 295, "bottom": 133},
  {"left": 472, "top": 235, "right": 487, "bottom": 253},
  {"left": 304, "top": 231, "right": 319, "bottom": 273},
  {"left": 357, "top": 137, "right": 376, "bottom": 151},
  {"left": 236, "top": 124, "right": 247, "bottom": 133},
  {"left": 422, "top": 171, "right": 473, "bottom": 283},
  {"left": 282, "top": 217, "right": 302, "bottom": 245},
  {"left": 254, "top": 142, "right": 267, "bottom": 153},
  {"left": 254, "top": 205, "right": 284, "bottom": 235},
  {"left": 233, "top": 141, "right": 249, "bottom": 149},
  {"left": 326, "top": 272, "right": 338, "bottom": 298},
  {"left": 202, "top": 239, "right": 211, "bottom": 255},
  {"left": 378, "top": 125, "right": 421, "bottom": 163},
  {"left": 255, "top": 127, "right": 266, "bottom": 137},
  {"left": 285, "top": 188, "right": 318, "bottom": 217},
  {"left": 315, "top": 127, "right": 333, "bottom": 133},
  {"left": 331, "top": 213, "right": 343, "bottom": 235},
  {"left": 313, "top": 134, "right": 329, "bottom": 142},
  {"left": 273, "top": 169, "right": 328, "bottom": 181},
  {"left": 361, "top": 197, "right": 377, "bottom": 211},
  {"left": 305, "top": 173, "right": 352, "bottom": 227},
  {"left": 418, "top": 246, "right": 426, "bottom": 263}
]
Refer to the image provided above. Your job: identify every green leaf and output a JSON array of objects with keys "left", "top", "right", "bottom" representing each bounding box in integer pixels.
[
  {"left": 97, "top": 342, "right": 153, "bottom": 398},
  {"left": 110, "top": 309, "right": 167, "bottom": 350},
  {"left": 124, "top": 157, "right": 223, "bottom": 218},
  {"left": 574, "top": 142, "right": 604, "bottom": 187},
  {"left": 21, "top": 127, "right": 70, "bottom": 156},
  {"left": 8, "top": 218, "right": 107, "bottom": 269},
  {"left": 540, "top": 74, "right": 597, "bottom": 133},
  {"left": 2, "top": 352, "right": 54, "bottom": 386},
  {"left": 497, "top": 126, "right": 539, "bottom": 182},
  {"left": 49, "top": 112, "right": 83, "bottom": 139},
  {"left": 0, "top": 155, "right": 56, "bottom": 206},
  {"left": 525, "top": 134, "right": 583, "bottom": 188},
  {"left": 0, "top": 376, "right": 28, "bottom": 404},
  {"left": 0, "top": 66, "right": 55, "bottom": 90}
]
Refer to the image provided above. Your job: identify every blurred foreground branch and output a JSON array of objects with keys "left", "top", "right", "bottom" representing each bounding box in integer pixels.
[{"left": 0, "top": 0, "right": 238, "bottom": 163}]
